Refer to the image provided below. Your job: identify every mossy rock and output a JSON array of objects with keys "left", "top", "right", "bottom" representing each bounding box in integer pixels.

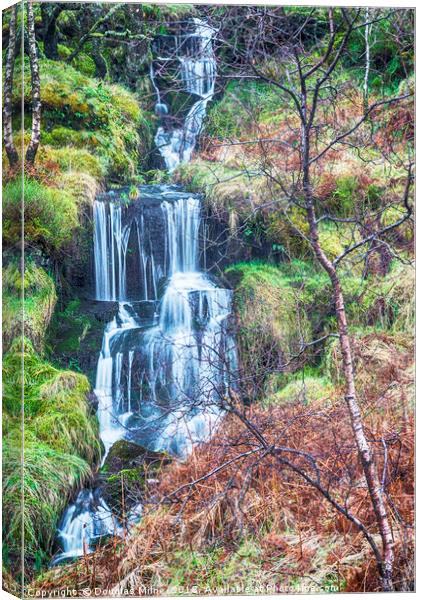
[
  {"left": 48, "top": 299, "right": 118, "bottom": 385},
  {"left": 12, "top": 57, "right": 154, "bottom": 181},
  {"left": 103, "top": 440, "right": 170, "bottom": 474},
  {"left": 2, "top": 261, "right": 57, "bottom": 353},
  {"left": 224, "top": 261, "right": 311, "bottom": 399},
  {"left": 100, "top": 440, "right": 170, "bottom": 513}
]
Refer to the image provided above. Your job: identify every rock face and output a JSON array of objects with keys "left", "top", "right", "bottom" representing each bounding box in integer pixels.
[{"left": 98, "top": 440, "right": 171, "bottom": 513}]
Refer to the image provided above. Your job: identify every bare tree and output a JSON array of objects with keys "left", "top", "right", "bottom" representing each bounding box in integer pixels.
[
  {"left": 363, "top": 7, "right": 374, "bottom": 113},
  {"left": 3, "top": 4, "right": 19, "bottom": 167}
]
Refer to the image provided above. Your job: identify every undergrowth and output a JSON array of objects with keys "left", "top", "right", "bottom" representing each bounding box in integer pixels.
[{"left": 2, "top": 338, "right": 100, "bottom": 578}]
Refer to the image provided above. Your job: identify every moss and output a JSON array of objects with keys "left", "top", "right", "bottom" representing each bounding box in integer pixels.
[
  {"left": 2, "top": 261, "right": 57, "bottom": 353},
  {"left": 39, "top": 145, "right": 105, "bottom": 179},
  {"left": 55, "top": 170, "right": 100, "bottom": 207},
  {"left": 318, "top": 223, "right": 353, "bottom": 262},
  {"left": 3, "top": 177, "right": 79, "bottom": 254},
  {"left": 57, "top": 45, "right": 96, "bottom": 77},
  {"left": 101, "top": 440, "right": 170, "bottom": 512},
  {"left": 12, "top": 57, "right": 154, "bottom": 181},
  {"left": 264, "top": 376, "right": 334, "bottom": 407},
  {"left": 266, "top": 206, "right": 310, "bottom": 258},
  {"left": 34, "top": 371, "right": 100, "bottom": 462},
  {"left": 224, "top": 261, "right": 311, "bottom": 398}
]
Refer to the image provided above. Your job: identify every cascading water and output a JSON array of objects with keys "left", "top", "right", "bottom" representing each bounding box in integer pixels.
[
  {"left": 93, "top": 194, "right": 236, "bottom": 460},
  {"left": 152, "top": 18, "right": 217, "bottom": 171},
  {"left": 52, "top": 18, "right": 236, "bottom": 566}
]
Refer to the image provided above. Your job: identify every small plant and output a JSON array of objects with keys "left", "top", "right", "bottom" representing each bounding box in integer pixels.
[{"left": 128, "top": 185, "right": 140, "bottom": 200}]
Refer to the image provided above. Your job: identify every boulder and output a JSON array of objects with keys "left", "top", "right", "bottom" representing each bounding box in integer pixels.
[{"left": 97, "top": 440, "right": 170, "bottom": 513}]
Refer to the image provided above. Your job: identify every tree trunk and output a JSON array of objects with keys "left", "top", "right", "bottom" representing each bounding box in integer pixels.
[
  {"left": 25, "top": 0, "right": 41, "bottom": 165},
  {"left": 41, "top": 4, "right": 61, "bottom": 60},
  {"left": 303, "top": 151, "right": 394, "bottom": 589},
  {"left": 363, "top": 8, "right": 372, "bottom": 114},
  {"left": 92, "top": 39, "right": 108, "bottom": 79},
  {"left": 41, "top": 3, "right": 80, "bottom": 60},
  {"left": 3, "top": 4, "right": 19, "bottom": 167}
]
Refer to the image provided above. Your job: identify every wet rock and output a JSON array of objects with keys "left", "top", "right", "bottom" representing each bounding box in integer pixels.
[
  {"left": 98, "top": 440, "right": 170, "bottom": 513},
  {"left": 87, "top": 391, "right": 99, "bottom": 414},
  {"left": 104, "top": 439, "right": 170, "bottom": 472},
  {"left": 90, "top": 300, "right": 119, "bottom": 323}
]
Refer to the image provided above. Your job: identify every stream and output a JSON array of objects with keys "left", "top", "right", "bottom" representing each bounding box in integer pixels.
[{"left": 52, "top": 18, "right": 237, "bottom": 565}]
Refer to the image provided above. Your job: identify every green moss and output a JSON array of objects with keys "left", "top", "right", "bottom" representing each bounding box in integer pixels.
[
  {"left": 57, "top": 45, "right": 96, "bottom": 77},
  {"left": 39, "top": 145, "right": 105, "bottom": 179},
  {"left": 2, "top": 261, "right": 57, "bottom": 353},
  {"left": 48, "top": 299, "right": 93, "bottom": 356},
  {"left": 3, "top": 177, "right": 79, "bottom": 253},
  {"left": 318, "top": 223, "right": 352, "bottom": 262},
  {"left": 264, "top": 376, "right": 334, "bottom": 407},
  {"left": 224, "top": 261, "right": 311, "bottom": 397},
  {"left": 55, "top": 171, "right": 100, "bottom": 207},
  {"left": 101, "top": 441, "right": 169, "bottom": 512},
  {"left": 34, "top": 371, "right": 100, "bottom": 462},
  {"left": 12, "top": 57, "right": 154, "bottom": 181}
]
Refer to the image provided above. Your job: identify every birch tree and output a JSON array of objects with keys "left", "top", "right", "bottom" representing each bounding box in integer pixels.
[
  {"left": 25, "top": 0, "right": 41, "bottom": 165},
  {"left": 3, "top": 4, "right": 19, "bottom": 167}
]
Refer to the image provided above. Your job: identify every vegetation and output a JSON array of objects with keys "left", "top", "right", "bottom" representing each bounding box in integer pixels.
[
  {"left": 2, "top": 338, "right": 100, "bottom": 576},
  {"left": 12, "top": 56, "right": 154, "bottom": 181},
  {"left": 3, "top": 177, "right": 78, "bottom": 253},
  {"left": 3, "top": 260, "right": 57, "bottom": 353},
  {"left": 224, "top": 262, "right": 311, "bottom": 397}
]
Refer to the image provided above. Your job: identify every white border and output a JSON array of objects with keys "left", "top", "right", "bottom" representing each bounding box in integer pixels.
[{"left": 0, "top": 2, "right": 417, "bottom": 600}]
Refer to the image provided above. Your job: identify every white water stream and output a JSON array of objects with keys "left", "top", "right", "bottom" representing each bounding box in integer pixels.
[{"left": 152, "top": 18, "right": 217, "bottom": 171}]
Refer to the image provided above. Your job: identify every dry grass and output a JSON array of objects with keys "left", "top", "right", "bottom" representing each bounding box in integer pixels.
[{"left": 36, "top": 332, "right": 414, "bottom": 595}]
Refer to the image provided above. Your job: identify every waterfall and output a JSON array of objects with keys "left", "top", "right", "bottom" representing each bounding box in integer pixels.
[
  {"left": 53, "top": 187, "right": 237, "bottom": 564},
  {"left": 93, "top": 201, "right": 130, "bottom": 301},
  {"left": 152, "top": 18, "right": 217, "bottom": 171},
  {"left": 93, "top": 199, "right": 162, "bottom": 301},
  {"left": 52, "top": 490, "right": 119, "bottom": 565},
  {"left": 53, "top": 18, "right": 233, "bottom": 566}
]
